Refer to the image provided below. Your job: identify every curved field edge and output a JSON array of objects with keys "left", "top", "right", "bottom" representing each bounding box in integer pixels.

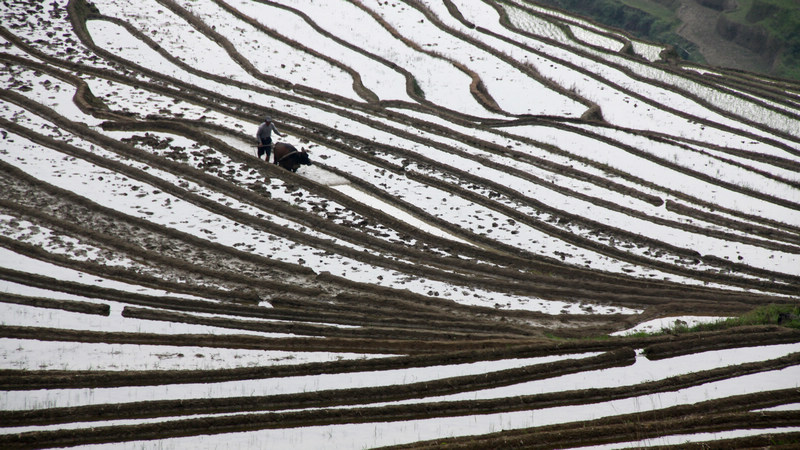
[{"left": 1, "top": 0, "right": 799, "bottom": 448}]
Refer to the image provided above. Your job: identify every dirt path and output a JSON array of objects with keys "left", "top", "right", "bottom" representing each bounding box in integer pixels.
[{"left": 674, "top": 0, "right": 773, "bottom": 73}]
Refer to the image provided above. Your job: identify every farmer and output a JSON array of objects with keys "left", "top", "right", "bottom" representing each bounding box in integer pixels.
[{"left": 256, "top": 115, "right": 286, "bottom": 161}]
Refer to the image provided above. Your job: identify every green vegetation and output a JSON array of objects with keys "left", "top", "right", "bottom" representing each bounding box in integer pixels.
[
  {"left": 527, "top": 0, "right": 703, "bottom": 61},
  {"left": 618, "top": 0, "right": 676, "bottom": 23},
  {"left": 726, "top": 0, "right": 799, "bottom": 22},
  {"left": 411, "top": 77, "right": 425, "bottom": 99},
  {"left": 630, "top": 304, "right": 800, "bottom": 337},
  {"left": 723, "top": 0, "right": 800, "bottom": 79},
  {"left": 528, "top": 0, "right": 800, "bottom": 79}
]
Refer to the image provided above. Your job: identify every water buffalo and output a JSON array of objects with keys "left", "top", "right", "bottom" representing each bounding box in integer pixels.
[{"left": 272, "top": 142, "right": 311, "bottom": 172}]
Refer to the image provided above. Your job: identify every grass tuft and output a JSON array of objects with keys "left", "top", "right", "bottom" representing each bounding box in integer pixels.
[
  {"left": 634, "top": 304, "right": 800, "bottom": 338},
  {"left": 411, "top": 78, "right": 425, "bottom": 99}
]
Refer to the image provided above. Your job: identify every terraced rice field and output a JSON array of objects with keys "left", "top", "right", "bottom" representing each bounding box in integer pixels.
[{"left": 1, "top": 0, "right": 799, "bottom": 448}]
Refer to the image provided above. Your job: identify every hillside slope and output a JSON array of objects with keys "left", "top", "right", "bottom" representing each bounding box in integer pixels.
[
  {"left": 1, "top": 0, "right": 799, "bottom": 448},
  {"left": 535, "top": 0, "right": 800, "bottom": 80}
]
